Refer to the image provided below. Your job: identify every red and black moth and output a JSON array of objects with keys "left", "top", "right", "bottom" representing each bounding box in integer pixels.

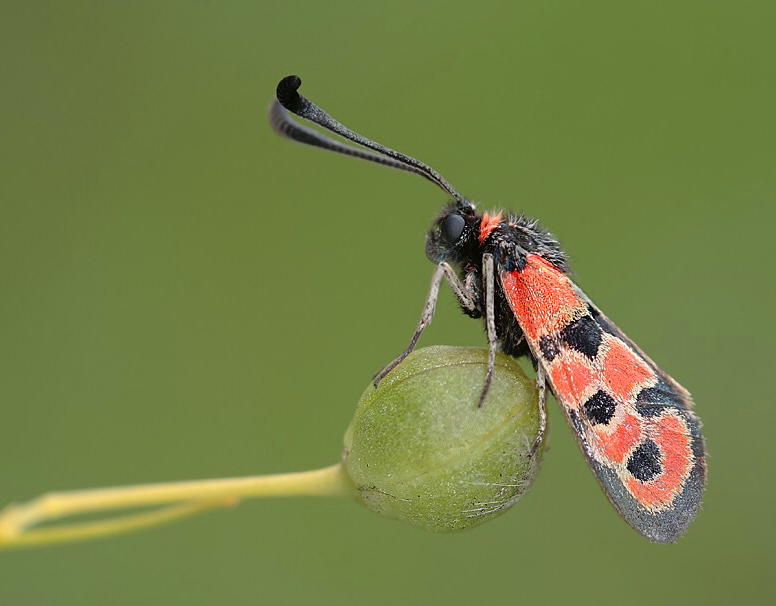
[{"left": 270, "top": 75, "right": 706, "bottom": 542}]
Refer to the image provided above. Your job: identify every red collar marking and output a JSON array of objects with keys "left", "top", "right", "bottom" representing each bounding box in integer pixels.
[{"left": 479, "top": 211, "right": 503, "bottom": 243}]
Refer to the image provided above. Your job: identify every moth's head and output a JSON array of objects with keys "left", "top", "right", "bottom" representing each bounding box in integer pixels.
[{"left": 425, "top": 201, "right": 479, "bottom": 264}]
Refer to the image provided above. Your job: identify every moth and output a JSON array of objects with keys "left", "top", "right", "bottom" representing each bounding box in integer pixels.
[{"left": 270, "top": 75, "right": 706, "bottom": 542}]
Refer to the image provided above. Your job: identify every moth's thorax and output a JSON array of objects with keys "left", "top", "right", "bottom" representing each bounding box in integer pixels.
[{"left": 426, "top": 201, "right": 569, "bottom": 275}]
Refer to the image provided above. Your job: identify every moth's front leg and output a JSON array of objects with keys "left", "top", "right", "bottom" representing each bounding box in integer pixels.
[{"left": 373, "top": 262, "right": 479, "bottom": 387}]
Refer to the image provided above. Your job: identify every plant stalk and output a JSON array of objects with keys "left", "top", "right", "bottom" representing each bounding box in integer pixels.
[{"left": 0, "top": 462, "right": 354, "bottom": 550}]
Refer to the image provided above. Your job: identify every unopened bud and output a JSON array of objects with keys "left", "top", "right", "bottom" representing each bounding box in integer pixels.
[{"left": 343, "top": 346, "right": 543, "bottom": 532}]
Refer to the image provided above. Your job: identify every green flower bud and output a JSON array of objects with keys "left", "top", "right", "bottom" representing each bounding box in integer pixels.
[{"left": 343, "top": 345, "right": 544, "bottom": 532}]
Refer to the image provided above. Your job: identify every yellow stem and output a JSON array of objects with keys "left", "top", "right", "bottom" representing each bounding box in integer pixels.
[
  {"left": 0, "top": 499, "right": 237, "bottom": 550},
  {"left": 0, "top": 463, "right": 354, "bottom": 550}
]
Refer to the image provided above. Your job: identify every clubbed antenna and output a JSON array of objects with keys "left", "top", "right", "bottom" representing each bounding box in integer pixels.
[{"left": 270, "top": 75, "right": 468, "bottom": 206}]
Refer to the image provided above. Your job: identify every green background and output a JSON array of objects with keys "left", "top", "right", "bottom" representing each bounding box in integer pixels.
[{"left": 1, "top": 1, "right": 773, "bottom": 604}]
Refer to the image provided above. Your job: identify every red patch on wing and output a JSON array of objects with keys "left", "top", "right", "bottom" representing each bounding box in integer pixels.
[
  {"left": 501, "top": 255, "right": 587, "bottom": 341},
  {"left": 479, "top": 212, "right": 502, "bottom": 243},
  {"left": 548, "top": 354, "right": 595, "bottom": 405},
  {"left": 597, "top": 413, "right": 642, "bottom": 464},
  {"left": 602, "top": 337, "right": 654, "bottom": 401},
  {"left": 627, "top": 414, "right": 694, "bottom": 510}
]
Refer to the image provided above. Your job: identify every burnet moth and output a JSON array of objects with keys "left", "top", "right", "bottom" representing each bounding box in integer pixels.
[{"left": 270, "top": 75, "right": 706, "bottom": 542}]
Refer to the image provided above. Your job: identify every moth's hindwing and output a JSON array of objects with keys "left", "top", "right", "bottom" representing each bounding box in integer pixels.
[{"left": 500, "top": 253, "right": 706, "bottom": 542}]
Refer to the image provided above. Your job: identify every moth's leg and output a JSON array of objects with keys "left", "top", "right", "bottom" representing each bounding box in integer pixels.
[
  {"left": 374, "top": 262, "right": 474, "bottom": 387},
  {"left": 478, "top": 253, "right": 498, "bottom": 407},
  {"left": 530, "top": 363, "right": 548, "bottom": 457},
  {"left": 442, "top": 263, "right": 478, "bottom": 314}
]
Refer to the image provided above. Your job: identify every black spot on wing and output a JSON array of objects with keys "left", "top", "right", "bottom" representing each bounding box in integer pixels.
[
  {"left": 539, "top": 335, "right": 559, "bottom": 362},
  {"left": 559, "top": 314, "right": 602, "bottom": 359},
  {"left": 635, "top": 378, "right": 683, "bottom": 417},
  {"left": 635, "top": 389, "right": 669, "bottom": 417},
  {"left": 627, "top": 440, "right": 663, "bottom": 482},
  {"left": 587, "top": 303, "right": 619, "bottom": 338},
  {"left": 583, "top": 390, "right": 616, "bottom": 425}
]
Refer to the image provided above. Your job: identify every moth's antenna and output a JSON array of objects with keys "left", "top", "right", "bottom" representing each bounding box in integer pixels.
[
  {"left": 269, "top": 98, "right": 430, "bottom": 180},
  {"left": 270, "top": 75, "right": 467, "bottom": 206}
]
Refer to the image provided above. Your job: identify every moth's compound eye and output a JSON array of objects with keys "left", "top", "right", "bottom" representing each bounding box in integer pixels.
[{"left": 440, "top": 213, "right": 465, "bottom": 243}]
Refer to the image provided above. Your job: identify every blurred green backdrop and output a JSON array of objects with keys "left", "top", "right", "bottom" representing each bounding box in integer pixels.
[{"left": 1, "top": 1, "right": 774, "bottom": 604}]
